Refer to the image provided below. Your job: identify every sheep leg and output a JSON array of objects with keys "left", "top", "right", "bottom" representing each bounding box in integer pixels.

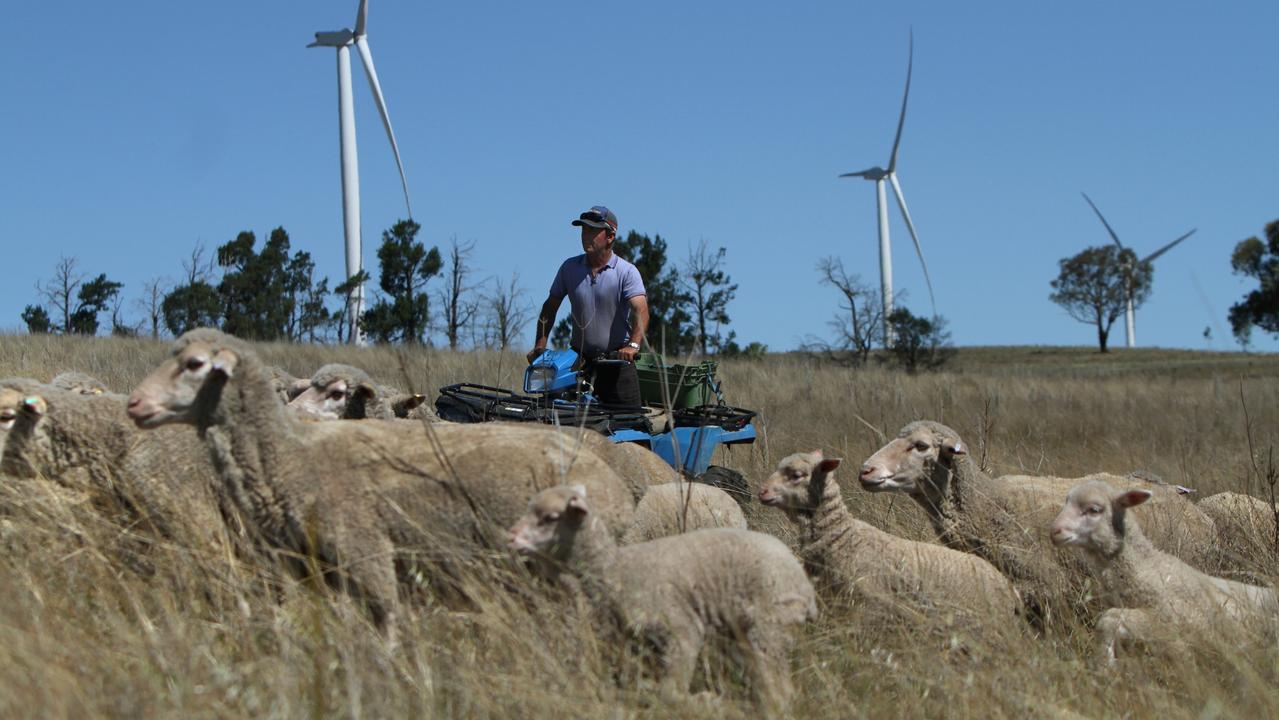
[
  {"left": 1096, "top": 607, "right": 1157, "bottom": 667},
  {"left": 656, "top": 625, "right": 704, "bottom": 702},
  {"left": 744, "top": 622, "right": 796, "bottom": 716}
]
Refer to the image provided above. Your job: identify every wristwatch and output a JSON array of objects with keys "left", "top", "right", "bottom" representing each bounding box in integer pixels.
[{"left": 626, "top": 341, "right": 640, "bottom": 350}]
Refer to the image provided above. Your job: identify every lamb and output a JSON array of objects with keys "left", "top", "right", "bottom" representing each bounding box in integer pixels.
[
  {"left": 49, "top": 371, "right": 111, "bottom": 396},
  {"left": 1197, "top": 491, "right": 1279, "bottom": 571},
  {"left": 1051, "top": 479, "right": 1279, "bottom": 665},
  {"left": 622, "top": 481, "right": 746, "bottom": 544},
  {"left": 858, "top": 420, "right": 1219, "bottom": 624},
  {"left": 758, "top": 450, "right": 1021, "bottom": 638},
  {"left": 289, "top": 363, "right": 431, "bottom": 421},
  {"left": 508, "top": 484, "right": 816, "bottom": 713},
  {"left": 125, "top": 328, "right": 635, "bottom": 639}
]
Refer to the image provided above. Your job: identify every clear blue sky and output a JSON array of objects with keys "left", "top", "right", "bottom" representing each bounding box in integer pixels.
[{"left": 3, "top": 1, "right": 1277, "bottom": 351}]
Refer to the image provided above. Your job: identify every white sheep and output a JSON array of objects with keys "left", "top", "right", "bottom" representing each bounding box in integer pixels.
[
  {"left": 858, "top": 420, "right": 1219, "bottom": 625},
  {"left": 125, "top": 328, "right": 635, "bottom": 640},
  {"left": 1051, "top": 479, "right": 1279, "bottom": 665},
  {"left": 508, "top": 484, "right": 817, "bottom": 714},
  {"left": 289, "top": 363, "right": 430, "bottom": 421},
  {"left": 48, "top": 371, "right": 111, "bottom": 396},
  {"left": 1197, "top": 491, "right": 1279, "bottom": 572},
  {"left": 759, "top": 450, "right": 1021, "bottom": 639},
  {"left": 622, "top": 480, "right": 746, "bottom": 544}
]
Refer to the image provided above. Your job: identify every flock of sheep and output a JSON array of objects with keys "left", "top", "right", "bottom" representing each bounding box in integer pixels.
[{"left": 1, "top": 328, "right": 1277, "bottom": 714}]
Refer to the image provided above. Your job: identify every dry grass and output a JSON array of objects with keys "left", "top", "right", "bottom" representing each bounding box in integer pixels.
[{"left": 1, "top": 333, "right": 1278, "bottom": 719}]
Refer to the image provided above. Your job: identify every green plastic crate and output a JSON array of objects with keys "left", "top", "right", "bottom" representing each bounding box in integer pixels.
[{"left": 634, "top": 353, "right": 719, "bottom": 409}]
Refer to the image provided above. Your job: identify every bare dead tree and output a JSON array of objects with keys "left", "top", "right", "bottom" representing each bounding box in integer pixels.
[
  {"left": 35, "top": 256, "right": 85, "bottom": 334},
  {"left": 437, "top": 237, "right": 480, "bottom": 350},
  {"left": 681, "top": 239, "right": 737, "bottom": 356},
  {"left": 134, "top": 276, "right": 170, "bottom": 339},
  {"left": 813, "top": 256, "right": 884, "bottom": 364},
  {"left": 182, "top": 239, "right": 216, "bottom": 285},
  {"left": 482, "top": 272, "right": 532, "bottom": 351}
]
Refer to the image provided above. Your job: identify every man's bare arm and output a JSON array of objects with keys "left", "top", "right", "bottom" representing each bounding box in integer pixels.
[{"left": 528, "top": 295, "right": 564, "bottom": 363}]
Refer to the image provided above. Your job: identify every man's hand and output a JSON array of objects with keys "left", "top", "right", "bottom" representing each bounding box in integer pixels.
[
  {"left": 618, "top": 344, "right": 639, "bottom": 363},
  {"left": 527, "top": 347, "right": 546, "bottom": 365}
]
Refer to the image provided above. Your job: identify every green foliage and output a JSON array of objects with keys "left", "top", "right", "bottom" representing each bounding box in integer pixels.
[
  {"left": 332, "top": 270, "right": 370, "bottom": 345},
  {"left": 1049, "top": 245, "right": 1152, "bottom": 353},
  {"left": 719, "top": 340, "right": 768, "bottom": 360},
  {"left": 682, "top": 241, "right": 737, "bottom": 356},
  {"left": 216, "top": 228, "right": 294, "bottom": 341},
  {"left": 21, "top": 305, "right": 51, "bottom": 334},
  {"left": 161, "top": 282, "right": 221, "bottom": 336},
  {"left": 67, "top": 274, "right": 123, "bottom": 336},
  {"left": 886, "top": 308, "right": 954, "bottom": 373},
  {"left": 360, "top": 220, "right": 442, "bottom": 345},
  {"left": 1228, "top": 219, "right": 1279, "bottom": 346},
  {"left": 613, "top": 231, "right": 694, "bottom": 354},
  {"left": 550, "top": 317, "right": 572, "bottom": 348}
]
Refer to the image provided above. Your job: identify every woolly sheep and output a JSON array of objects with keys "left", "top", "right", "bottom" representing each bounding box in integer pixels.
[
  {"left": 508, "top": 484, "right": 816, "bottom": 713},
  {"left": 49, "top": 371, "right": 111, "bottom": 396},
  {"left": 1197, "top": 491, "right": 1279, "bottom": 572},
  {"left": 622, "top": 481, "right": 746, "bottom": 544},
  {"left": 858, "top": 420, "right": 1219, "bottom": 623},
  {"left": 1052, "top": 480, "right": 1279, "bottom": 665},
  {"left": 290, "top": 363, "right": 431, "bottom": 421},
  {"left": 266, "top": 365, "right": 312, "bottom": 405},
  {"left": 759, "top": 450, "right": 1020, "bottom": 638},
  {"left": 125, "top": 328, "right": 635, "bottom": 639}
]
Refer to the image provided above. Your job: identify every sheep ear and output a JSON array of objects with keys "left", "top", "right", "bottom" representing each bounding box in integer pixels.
[
  {"left": 818, "top": 458, "right": 842, "bottom": 473},
  {"left": 353, "top": 382, "right": 377, "bottom": 401},
  {"left": 565, "top": 488, "right": 590, "bottom": 518},
  {"left": 210, "top": 349, "right": 239, "bottom": 379},
  {"left": 287, "top": 379, "right": 311, "bottom": 400},
  {"left": 942, "top": 438, "right": 967, "bottom": 457},
  {"left": 1116, "top": 489, "right": 1152, "bottom": 509},
  {"left": 21, "top": 396, "right": 47, "bottom": 419},
  {"left": 404, "top": 394, "right": 427, "bottom": 411}
]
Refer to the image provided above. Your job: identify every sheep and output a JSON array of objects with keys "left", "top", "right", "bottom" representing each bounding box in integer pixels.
[
  {"left": 508, "top": 484, "right": 817, "bottom": 713},
  {"left": 1051, "top": 479, "right": 1279, "bottom": 665},
  {"left": 49, "top": 371, "right": 111, "bottom": 396},
  {"left": 125, "top": 328, "right": 635, "bottom": 639},
  {"left": 1197, "top": 491, "right": 1279, "bottom": 573},
  {"left": 622, "top": 481, "right": 746, "bottom": 544},
  {"left": 758, "top": 450, "right": 1021, "bottom": 639},
  {"left": 289, "top": 363, "right": 431, "bottom": 421},
  {"left": 858, "top": 420, "right": 1219, "bottom": 624}
]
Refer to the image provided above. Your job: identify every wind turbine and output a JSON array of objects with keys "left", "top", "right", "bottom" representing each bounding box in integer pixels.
[
  {"left": 839, "top": 32, "right": 934, "bottom": 343},
  {"left": 309, "top": 0, "right": 413, "bottom": 344},
  {"left": 1080, "top": 192, "right": 1196, "bottom": 348}
]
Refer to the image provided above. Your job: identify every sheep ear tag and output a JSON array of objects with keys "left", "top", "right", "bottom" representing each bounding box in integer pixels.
[
  {"left": 818, "top": 458, "right": 842, "bottom": 473},
  {"left": 210, "top": 349, "right": 239, "bottom": 379},
  {"left": 21, "top": 396, "right": 47, "bottom": 418},
  {"left": 1116, "top": 489, "right": 1152, "bottom": 509}
]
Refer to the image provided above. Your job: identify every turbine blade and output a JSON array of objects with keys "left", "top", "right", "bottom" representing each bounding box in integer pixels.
[
  {"left": 1081, "top": 192, "right": 1124, "bottom": 249},
  {"left": 1142, "top": 229, "right": 1196, "bottom": 264},
  {"left": 355, "top": 36, "right": 413, "bottom": 218},
  {"left": 888, "top": 172, "right": 936, "bottom": 317},
  {"left": 354, "top": 0, "right": 368, "bottom": 37},
  {"left": 839, "top": 169, "right": 877, "bottom": 178},
  {"left": 887, "top": 30, "right": 913, "bottom": 174}
]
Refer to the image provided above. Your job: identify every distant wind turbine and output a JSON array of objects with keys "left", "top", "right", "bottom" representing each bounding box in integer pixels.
[
  {"left": 839, "top": 31, "right": 935, "bottom": 342},
  {"left": 309, "top": 0, "right": 413, "bottom": 345},
  {"left": 1080, "top": 192, "right": 1196, "bottom": 348}
]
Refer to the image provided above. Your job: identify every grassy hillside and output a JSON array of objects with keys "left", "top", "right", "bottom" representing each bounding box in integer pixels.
[{"left": 0, "top": 332, "right": 1277, "bottom": 718}]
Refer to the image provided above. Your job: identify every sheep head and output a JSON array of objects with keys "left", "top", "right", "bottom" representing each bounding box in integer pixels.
[
  {"left": 290, "top": 364, "right": 379, "bottom": 420},
  {"left": 127, "top": 328, "right": 243, "bottom": 429},
  {"left": 49, "top": 372, "right": 109, "bottom": 396},
  {"left": 859, "top": 421, "right": 967, "bottom": 496},
  {"left": 759, "top": 450, "right": 841, "bottom": 514},
  {"left": 508, "top": 484, "right": 591, "bottom": 563},
  {"left": 0, "top": 389, "right": 54, "bottom": 477},
  {"left": 0, "top": 387, "right": 24, "bottom": 434},
  {"left": 1051, "top": 480, "right": 1151, "bottom": 559}
]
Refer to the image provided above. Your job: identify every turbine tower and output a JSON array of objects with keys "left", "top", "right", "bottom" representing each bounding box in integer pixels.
[
  {"left": 309, "top": 0, "right": 413, "bottom": 344},
  {"left": 1081, "top": 192, "right": 1196, "bottom": 348},
  {"left": 839, "top": 32, "right": 934, "bottom": 343}
]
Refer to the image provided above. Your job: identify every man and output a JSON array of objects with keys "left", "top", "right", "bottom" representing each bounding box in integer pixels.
[{"left": 528, "top": 205, "right": 649, "bottom": 409}]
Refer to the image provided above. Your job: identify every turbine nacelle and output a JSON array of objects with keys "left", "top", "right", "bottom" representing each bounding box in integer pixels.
[
  {"left": 840, "top": 167, "right": 889, "bottom": 181},
  {"left": 309, "top": 29, "right": 355, "bottom": 48}
]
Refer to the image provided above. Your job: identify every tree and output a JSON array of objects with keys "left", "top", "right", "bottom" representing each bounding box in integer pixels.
[
  {"left": 134, "top": 277, "right": 170, "bottom": 339},
  {"left": 1228, "top": 219, "right": 1279, "bottom": 346},
  {"left": 482, "top": 273, "right": 532, "bottom": 351},
  {"left": 360, "top": 220, "right": 442, "bottom": 344},
  {"left": 332, "top": 270, "right": 370, "bottom": 345},
  {"left": 34, "top": 256, "right": 84, "bottom": 333},
  {"left": 217, "top": 228, "right": 294, "bottom": 341},
  {"left": 21, "top": 305, "right": 51, "bottom": 334},
  {"left": 681, "top": 239, "right": 738, "bottom": 356},
  {"left": 437, "top": 237, "right": 480, "bottom": 350},
  {"left": 65, "top": 273, "right": 123, "bottom": 336},
  {"left": 886, "top": 307, "right": 955, "bottom": 373},
  {"left": 1049, "top": 245, "right": 1151, "bottom": 353},
  {"left": 613, "top": 231, "right": 694, "bottom": 355},
  {"left": 811, "top": 256, "right": 884, "bottom": 365},
  {"left": 163, "top": 241, "right": 222, "bottom": 336}
]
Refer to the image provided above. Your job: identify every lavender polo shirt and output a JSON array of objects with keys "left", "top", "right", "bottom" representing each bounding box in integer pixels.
[{"left": 549, "top": 253, "right": 646, "bottom": 356}]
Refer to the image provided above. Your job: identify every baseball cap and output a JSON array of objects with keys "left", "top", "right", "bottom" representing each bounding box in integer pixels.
[{"left": 571, "top": 205, "right": 618, "bottom": 233}]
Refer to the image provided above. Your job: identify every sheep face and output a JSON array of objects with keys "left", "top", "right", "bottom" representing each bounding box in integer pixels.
[
  {"left": 1051, "top": 480, "right": 1151, "bottom": 557},
  {"left": 759, "top": 451, "right": 841, "bottom": 511},
  {"left": 0, "top": 392, "right": 53, "bottom": 477},
  {"left": 291, "top": 378, "right": 375, "bottom": 420},
  {"left": 50, "top": 372, "right": 108, "bottom": 396},
  {"left": 508, "top": 485, "right": 591, "bottom": 562},
  {"left": 859, "top": 421, "right": 967, "bottom": 495},
  {"left": 127, "top": 338, "right": 238, "bottom": 428},
  {"left": 0, "top": 387, "right": 23, "bottom": 434}
]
